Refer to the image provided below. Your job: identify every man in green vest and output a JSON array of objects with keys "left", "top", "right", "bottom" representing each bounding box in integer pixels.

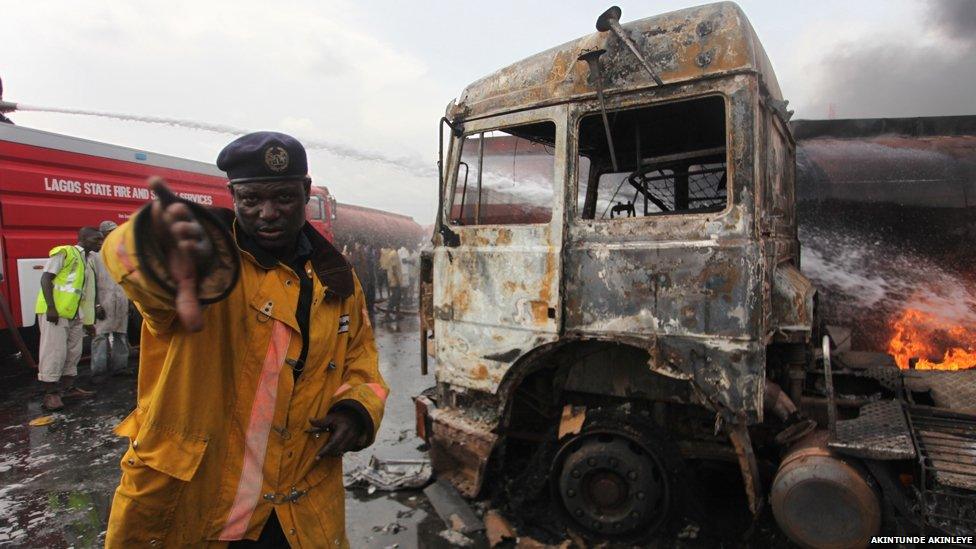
[{"left": 35, "top": 226, "right": 103, "bottom": 410}]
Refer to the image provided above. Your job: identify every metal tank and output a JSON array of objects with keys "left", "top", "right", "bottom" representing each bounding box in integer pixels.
[
  {"left": 771, "top": 430, "right": 881, "bottom": 548},
  {"left": 331, "top": 202, "right": 425, "bottom": 250}
]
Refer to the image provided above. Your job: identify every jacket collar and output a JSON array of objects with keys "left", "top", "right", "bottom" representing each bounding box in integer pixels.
[{"left": 214, "top": 208, "right": 354, "bottom": 300}]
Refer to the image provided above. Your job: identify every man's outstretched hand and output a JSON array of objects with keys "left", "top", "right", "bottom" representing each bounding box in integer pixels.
[
  {"left": 148, "top": 177, "right": 213, "bottom": 332},
  {"left": 308, "top": 408, "right": 366, "bottom": 459}
]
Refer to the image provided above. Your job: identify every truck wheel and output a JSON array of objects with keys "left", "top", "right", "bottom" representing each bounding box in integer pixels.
[{"left": 550, "top": 409, "right": 678, "bottom": 543}]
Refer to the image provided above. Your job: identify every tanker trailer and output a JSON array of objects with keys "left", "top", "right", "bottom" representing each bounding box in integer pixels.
[
  {"left": 794, "top": 115, "right": 976, "bottom": 366},
  {"left": 331, "top": 202, "right": 424, "bottom": 251}
]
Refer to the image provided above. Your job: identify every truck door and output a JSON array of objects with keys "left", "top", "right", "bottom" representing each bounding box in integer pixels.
[
  {"left": 564, "top": 93, "right": 766, "bottom": 419},
  {"left": 433, "top": 106, "right": 566, "bottom": 391}
]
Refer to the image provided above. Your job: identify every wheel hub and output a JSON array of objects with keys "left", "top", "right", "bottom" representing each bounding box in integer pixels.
[
  {"left": 555, "top": 433, "right": 669, "bottom": 538},
  {"left": 589, "top": 471, "right": 626, "bottom": 508}
]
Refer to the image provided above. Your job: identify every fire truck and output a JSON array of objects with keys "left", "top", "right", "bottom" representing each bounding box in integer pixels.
[
  {"left": 417, "top": 3, "right": 975, "bottom": 546},
  {"left": 0, "top": 122, "right": 336, "bottom": 359}
]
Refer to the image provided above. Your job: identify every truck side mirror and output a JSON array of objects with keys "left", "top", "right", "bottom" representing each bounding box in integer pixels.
[{"left": 437, "top": 117, "right": 462, "bottom": 247}]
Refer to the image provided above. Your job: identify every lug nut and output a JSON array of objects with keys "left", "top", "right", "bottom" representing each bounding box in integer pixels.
[
  {"left": 587, "top": 457, "right": 597, "bottom": 467},
  {"left": 627, "top": 470, "right": 638, "bottom": 480},
  {"left": 567, "top": 489, "right": 576, "bottom": 497},
  {"left": 636, "top": 491, "right": 646, "bottom": 500},
  {"left": 571, "top": 469, "right": 581, "bottom": 479}
]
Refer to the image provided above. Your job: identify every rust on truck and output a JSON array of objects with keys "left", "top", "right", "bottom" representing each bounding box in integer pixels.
[
  {"left": 418, "top": 2, "right": 975, "bottom": 545},
  {"left": 449, "top": 2, "right": 781, "bottom": 121},
  {"left": 429, "top": 0, "right": 800, "bottom": 492}
]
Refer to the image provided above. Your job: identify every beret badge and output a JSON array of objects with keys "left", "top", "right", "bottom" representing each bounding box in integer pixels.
[{"left": 264, "top": 146, "right": 290, "bottom": 173}]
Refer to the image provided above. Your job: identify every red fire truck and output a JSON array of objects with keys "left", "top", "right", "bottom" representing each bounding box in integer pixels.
[{"left": 0, "top": 123, "right": 336, "bottom": 357}]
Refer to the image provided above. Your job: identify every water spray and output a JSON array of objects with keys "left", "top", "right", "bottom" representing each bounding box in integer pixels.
[{"left": 0, "top": 100, "right": 434, "bottom": 177}]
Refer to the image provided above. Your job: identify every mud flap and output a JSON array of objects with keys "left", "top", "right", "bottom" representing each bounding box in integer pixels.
[
  {"left": 427, "top": 407, "right": 499, "bottom": 498},
  {"left": 728, "top": 421, "right": 763, "bottom": 517}
]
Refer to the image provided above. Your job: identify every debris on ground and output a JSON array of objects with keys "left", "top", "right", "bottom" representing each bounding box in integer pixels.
[
  {"left": 395, "top": 509, "right": 415, "bottom": 519},
  {"left": 372, "top": 522, "right": 405, "bottom": 535},
  {"left": 438, "top": 529, "right": 474, "bottom": 546},
  {"left": 485, "top": 509, "right": 516, "bottom": 547},
  {"left": 346, "top": 455, "right": 432, "bottom": 491},
  {"left": 565, "top": 531, "right": 587, "bottom": 548},
  {"left": 28, "top": 415, "right": 56, "bottom": 427},
  {"left": 516, "top": 536, "right": 572, "bottom": 549},
  {"left": 423, "top": 479, "right": 484, "bottom": 534},
  {"left": 677, "top": 521, "right": 701, "bottom": 539}
]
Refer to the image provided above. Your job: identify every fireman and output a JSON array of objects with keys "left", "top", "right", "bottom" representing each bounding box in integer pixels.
[
  {"left": 102, "top": 132, "right": 387, "bottom": 547},
  {"left": 35, "top": 226, "right": 102, "bottom": 411},
  {"left": 379, "top": 247, "right": 403, "bottom": 323}
]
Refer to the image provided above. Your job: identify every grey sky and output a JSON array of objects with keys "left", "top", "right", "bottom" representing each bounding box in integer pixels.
[{"left": 2, "top": 0, "right": 973, "bottom": 223}]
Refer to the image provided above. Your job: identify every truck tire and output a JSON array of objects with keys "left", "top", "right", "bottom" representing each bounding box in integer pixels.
[{"left": 549, "top": 407, "right": 687, "bottom": 544}]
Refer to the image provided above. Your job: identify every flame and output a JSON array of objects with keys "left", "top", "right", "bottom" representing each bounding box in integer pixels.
[{"left": 887, "top": 308, "right": 976, "bottom": 370}]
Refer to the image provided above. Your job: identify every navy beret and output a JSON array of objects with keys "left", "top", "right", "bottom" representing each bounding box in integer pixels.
[{"left": 217, "top": 131, "right": 308, "bottom": 184}]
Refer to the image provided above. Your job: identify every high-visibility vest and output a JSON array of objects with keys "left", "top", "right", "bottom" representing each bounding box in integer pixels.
[{"left": 35, "top": 245, "right": 86, "bottom": 319}]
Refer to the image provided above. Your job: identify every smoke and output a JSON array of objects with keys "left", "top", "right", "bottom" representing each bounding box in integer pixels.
[
  {"left": 14, "top": 103, "right": 434, "bottom": 177},
  {"left": 927, "top": 0, "right": 976, "bottom": 41},
  {"left": 806, "top": 0, "right": 976, "bottom": 118}
]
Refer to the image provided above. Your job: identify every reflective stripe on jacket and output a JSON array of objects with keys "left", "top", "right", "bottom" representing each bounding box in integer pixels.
[
  {"left": 35, "top": 245, "right": 86, "bottom": 320},
  {"left": 102, "top": 207, "right": 387, "bottom": 548}
]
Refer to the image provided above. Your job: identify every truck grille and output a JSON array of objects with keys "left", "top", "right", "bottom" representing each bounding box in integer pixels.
[{"left": 907, "top": 406, "right": 976, "bottom": 535}]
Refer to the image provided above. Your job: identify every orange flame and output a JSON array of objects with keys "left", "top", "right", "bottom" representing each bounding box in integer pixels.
[{"left": 887, "top": 308, "right": 976, "bottom": 370}]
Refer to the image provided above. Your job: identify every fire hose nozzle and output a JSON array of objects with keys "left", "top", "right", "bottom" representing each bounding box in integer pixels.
[{"left": 0, "top": 101, "right": 17, "bottom": 114}]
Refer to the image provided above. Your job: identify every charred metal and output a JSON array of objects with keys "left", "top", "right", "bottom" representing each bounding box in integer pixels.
[{"left": 418, "top": 2, "right": 976, "bottom": 545}]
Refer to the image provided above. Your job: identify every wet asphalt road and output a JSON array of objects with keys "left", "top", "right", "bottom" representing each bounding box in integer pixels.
[{"left": 0, "top": 314, "right": 489, "bottom": 548}]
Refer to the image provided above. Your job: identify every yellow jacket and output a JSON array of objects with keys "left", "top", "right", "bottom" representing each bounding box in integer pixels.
[{"left": 102, "top": 206, "right": 387, "bottom": 547}]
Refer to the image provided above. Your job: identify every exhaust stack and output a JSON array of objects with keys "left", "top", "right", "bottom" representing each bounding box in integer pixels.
[{"left": 595, "top": 6, "right": 663, "bottom": 86}]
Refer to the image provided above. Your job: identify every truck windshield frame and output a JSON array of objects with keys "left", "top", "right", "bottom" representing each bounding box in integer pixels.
[
  {"left": 448, "top": 120, "right": 558, "bottom": 227},
  {"left": 573, "top": 94, "right": 732, "bottom": 221}
]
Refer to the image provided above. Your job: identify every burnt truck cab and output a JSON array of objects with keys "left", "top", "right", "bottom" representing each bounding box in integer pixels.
[{"left": 418, "top": 3, "right": 972, "bottom": 545}]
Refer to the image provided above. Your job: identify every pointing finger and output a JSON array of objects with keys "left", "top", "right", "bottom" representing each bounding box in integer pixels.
[
  {"left": 149, "top": 176, "right": 180, "bottom": 206},
  {"left": 173, "top": 260, "right": 202, "bottom": 332},
  {"left": 171, "top": 220, "right": 204, "bottom": 242}
]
